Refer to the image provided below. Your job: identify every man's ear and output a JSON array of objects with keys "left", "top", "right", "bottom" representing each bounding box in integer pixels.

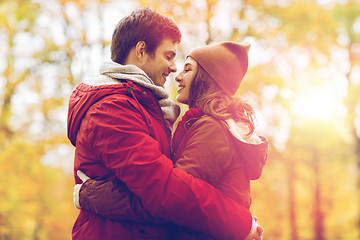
[{"left": 135, "top": 41, "right": 146, "bottom": 61}]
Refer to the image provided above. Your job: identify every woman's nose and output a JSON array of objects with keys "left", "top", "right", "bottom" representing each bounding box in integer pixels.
[{"left": 175, "top": 73, "right": 182, "bottom": 82}]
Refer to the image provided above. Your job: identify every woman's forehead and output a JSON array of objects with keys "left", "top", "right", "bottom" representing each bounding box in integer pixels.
[{"left": 185, "top": 56, "right": 197, "bottom": 66}]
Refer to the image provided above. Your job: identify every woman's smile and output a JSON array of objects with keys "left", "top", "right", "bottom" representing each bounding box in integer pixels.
[{"left": 177, "top": 85, "right": 185, "bottom": 93}]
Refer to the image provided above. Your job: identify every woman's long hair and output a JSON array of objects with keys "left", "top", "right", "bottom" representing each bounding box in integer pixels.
[{"left": 188, "top": 63, "right": 255, "bottom": 137}]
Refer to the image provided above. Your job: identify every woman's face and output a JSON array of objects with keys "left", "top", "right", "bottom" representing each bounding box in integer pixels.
[{"left": 175, "top": 57, "right": 198, "bottom": 105}]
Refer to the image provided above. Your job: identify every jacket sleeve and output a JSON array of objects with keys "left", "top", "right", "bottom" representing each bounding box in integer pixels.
[
  {"left": 79, "top": 178, "right": 164, "bottom": 223},
  {"left": 87, "top": 97, "right": 253, "bottom": 239},
  {"left": 174, "top": 117, "right": 232, "bottom": 186}
]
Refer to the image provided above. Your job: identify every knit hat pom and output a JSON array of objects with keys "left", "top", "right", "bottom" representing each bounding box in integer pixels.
[{"left": 187, "top": 41, "right": 250, "bottom": 96}]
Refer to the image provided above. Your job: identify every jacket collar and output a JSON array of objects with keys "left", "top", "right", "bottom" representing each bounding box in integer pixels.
[
  {"left": 99, "top": 61, "right": 169, "bottom": 100},
  {"left": 83, "top": 61, "right": 180, "bottom": 131}
]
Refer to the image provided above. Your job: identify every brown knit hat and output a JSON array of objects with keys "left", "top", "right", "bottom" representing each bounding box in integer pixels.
[{"left": 187, "top": 41, "right": 250, "bottom": 96}]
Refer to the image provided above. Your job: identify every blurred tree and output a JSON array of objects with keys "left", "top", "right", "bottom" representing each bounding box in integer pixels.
[
  {"left": 0, "top": 0, "right": 78, "bottom": 238},
  {"left": 332, "top": 0, "right": 360, "bottom": 233},
  {"left": 246, "top": 1, "right": 358, "bottom": 239},
  {"left": 0, "top": 0, "right": 125, "bottom": 238}
]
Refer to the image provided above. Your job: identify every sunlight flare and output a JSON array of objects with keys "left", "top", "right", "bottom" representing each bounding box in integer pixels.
[{"left": 290, "top": 86, "right": 341, "bottom": 121}]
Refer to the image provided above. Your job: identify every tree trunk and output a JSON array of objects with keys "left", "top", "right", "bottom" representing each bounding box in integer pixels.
[
  {"left": 345, "top": 41, "right": 360, "bottom": 239},
  {"left": 288, "top": 159, "right": 298, "bottom": 240},
  {"left": 354, "top": 133, "right": 360, "bottom": 237},
  {"left": 313, "top": 151, "right": 325, "bottom": 240}
]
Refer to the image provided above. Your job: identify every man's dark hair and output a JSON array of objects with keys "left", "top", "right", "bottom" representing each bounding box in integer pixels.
[{"left": 111, "top": 7, "right": 181, "bottom": 64}]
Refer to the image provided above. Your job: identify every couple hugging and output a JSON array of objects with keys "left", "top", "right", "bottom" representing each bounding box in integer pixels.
[{"left": 67, "top": 7, "right": 268, "bottom": 240}]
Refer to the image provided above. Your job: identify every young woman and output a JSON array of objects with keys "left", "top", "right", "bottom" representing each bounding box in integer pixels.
[
  {"left": 74, "top": 42, "right": 268, "bottom": 239},
  {"left": 172, "top": 42, "right": 268, "bottom": 211}
]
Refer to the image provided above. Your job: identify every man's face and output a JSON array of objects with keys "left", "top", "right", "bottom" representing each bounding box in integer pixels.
[{"left": 141, "top": 39, "right": 177, "bottom": 87}]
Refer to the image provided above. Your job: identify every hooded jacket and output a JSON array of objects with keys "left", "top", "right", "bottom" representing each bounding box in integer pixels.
[
  {"left": 169, "top": 110, "right": 268, "bottom": 239},
  {"left": 172, "top": 114, "right": 268, "bottom": 210},
  {"left": 67, "top": 62, "right": 255, "bottom": 240}
]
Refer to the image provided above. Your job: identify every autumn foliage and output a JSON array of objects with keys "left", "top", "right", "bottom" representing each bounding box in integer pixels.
[{"left": 0, "top": 0, "right": 359, "bottom": 239}]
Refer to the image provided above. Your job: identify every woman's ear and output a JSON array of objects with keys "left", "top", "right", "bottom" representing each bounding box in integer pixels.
[{"left": 135, "top": 41, "right": 146, "bottom": 61}]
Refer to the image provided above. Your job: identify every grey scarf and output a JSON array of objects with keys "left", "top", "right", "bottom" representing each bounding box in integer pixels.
[{"left": 85, "top": 61, "right": 180, "bottom": 131}]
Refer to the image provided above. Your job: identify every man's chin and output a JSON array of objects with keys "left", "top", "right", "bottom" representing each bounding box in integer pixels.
[
  {"left": 156, "top": 82, "right": 166, "bottom": 88},
  {"left": 155, "top": 84, "right": 165, "bottom": 88},
  {"left": 153, "top": 79, "right": 166, "bottom": 88}
]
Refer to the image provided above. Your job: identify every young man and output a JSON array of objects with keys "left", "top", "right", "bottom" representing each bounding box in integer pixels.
[{"left": 68, "top": 7, "right": 262, "bottom": 240}]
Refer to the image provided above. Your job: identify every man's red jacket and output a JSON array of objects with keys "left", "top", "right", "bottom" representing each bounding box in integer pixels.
[{"left": 67, "top": 81, "right": 253, "bottom": 239}]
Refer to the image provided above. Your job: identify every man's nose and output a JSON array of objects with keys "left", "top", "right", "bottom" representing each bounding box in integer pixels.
[{"left": 169, "top": 61, "right": 177, "bottom": 73}]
